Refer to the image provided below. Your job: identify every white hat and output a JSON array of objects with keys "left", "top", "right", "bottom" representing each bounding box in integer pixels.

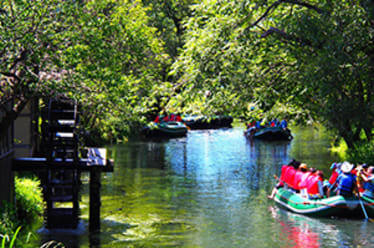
[{"left": 341, "top": 161, "right": 353, "bottom": 173}]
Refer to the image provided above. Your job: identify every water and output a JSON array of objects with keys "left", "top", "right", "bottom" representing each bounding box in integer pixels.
[{"left": 32, "top": 126, "right": 374, "bottom": 247}]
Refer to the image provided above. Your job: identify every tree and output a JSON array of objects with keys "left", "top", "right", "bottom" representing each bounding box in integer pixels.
[
  {"left": 58, "top": 0, "right": 170, "bottom": 142},
  {"left": 141, "top": 0, "right": 197, "bottom": 59},
  {"left": 0, "top": 0, "right": 82, "bottom": 136},
  {"left": 1, "top": 0, "right": 170, "bottom": 143},
  {"left": 171, "top": 0, "right": 374, "bottom": 148}
]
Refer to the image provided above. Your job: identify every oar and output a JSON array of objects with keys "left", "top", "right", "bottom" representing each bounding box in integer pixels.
[
  {"left": 355, "top": 177, "right": 373, "bottom": 221},
  {"left": 357, "top": 193, "right": 373, "bottom": 221},
  {"left": 359, "top": 198, "right": 369, "bottom": 220}
]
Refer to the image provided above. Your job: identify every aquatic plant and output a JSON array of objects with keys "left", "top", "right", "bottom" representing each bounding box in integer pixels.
[{"left": 0, "top": 226, "right": 21, "bottom": 248}]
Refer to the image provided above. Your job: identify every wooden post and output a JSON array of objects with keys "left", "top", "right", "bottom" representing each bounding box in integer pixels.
[{"left": 89, "top": 167, "right": 101, "bottom": 232}]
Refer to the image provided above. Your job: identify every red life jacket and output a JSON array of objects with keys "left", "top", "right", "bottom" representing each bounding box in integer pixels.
[
  {"left": 307, "top": 175, "right": 322, "bottom": 195},
  {"left": 280, "top": 165, "right": 289, "bottom": 184},
  {"left": 284, "top": 166, "right": 297, "bottom": 189},
  {"left": 328, "top": 170, "right": 339, "bottom": 185},
  {"left": 299, "top": 171, "right": 312, "bottom": 189},
  {"left": 293, "top": 170, "right": 305, "bottom": 190},
  {"left": 154, "top": 116, "right": 160, "bottom": 123}
]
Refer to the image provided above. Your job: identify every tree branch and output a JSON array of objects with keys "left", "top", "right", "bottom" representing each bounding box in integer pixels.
[
  {"left": 243, "top": 0, "right": 326, "bottom": 32},
  {"left": 250, "top": 0, "right": 283, "bottom": 29},
  {"left": 261, "top": 27, "right": 314, "bottom": 47},
  {"left": 1, "top": 71, "right": 21, "bottom": 82},
  {"left": 283, "top": 0, "right": 325, "bottom": 14}
]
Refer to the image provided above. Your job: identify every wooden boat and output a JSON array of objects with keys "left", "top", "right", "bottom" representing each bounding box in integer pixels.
[
  {"left": 273, "top": 188, "right": 374, "bottom": 218},
  {"left": 142, "top": 121, "right": 188, "bottom": 138},
  {"left": 182, "top": 115, "right": 233, "bottom": 130},
  {"left": 245, "top": 126, "right": 293, "bottom": 141}
]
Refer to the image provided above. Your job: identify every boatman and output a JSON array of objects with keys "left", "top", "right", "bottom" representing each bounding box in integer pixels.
[
  {"left": 280, "top": 118, "right": 288, "bottom": 130},
  {"left": 336, "top": 162, "right": 357, "bottom": 197}
]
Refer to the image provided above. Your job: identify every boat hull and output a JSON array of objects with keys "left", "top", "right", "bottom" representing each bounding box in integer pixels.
[
  {"left": 274, "top": 188, "right": 374, "bottom": 218},
  {"left": 142, "top": 121, "right": 188, "bottom": 138},
  {"left": 246, "top": 127, "right": 293, "bottom": 141}
]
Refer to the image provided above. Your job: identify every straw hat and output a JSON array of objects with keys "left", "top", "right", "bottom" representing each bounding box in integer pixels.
[{"left": 341, "top": 161, "right": 354, "bottom": 173}]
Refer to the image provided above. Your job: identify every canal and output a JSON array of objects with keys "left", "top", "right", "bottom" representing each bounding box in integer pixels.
[{"left": 33, "top": 126, "right": 374, "bottom": 247}]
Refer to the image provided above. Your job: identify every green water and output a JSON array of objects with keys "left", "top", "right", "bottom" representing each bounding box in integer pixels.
[{"left": 32, "top": 126, "right": 374, "bottom": 247}]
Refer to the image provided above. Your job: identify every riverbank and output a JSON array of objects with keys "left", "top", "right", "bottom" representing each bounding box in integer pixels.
[{"left": 0, "top": 177, "right": 44, "bottom": 247}]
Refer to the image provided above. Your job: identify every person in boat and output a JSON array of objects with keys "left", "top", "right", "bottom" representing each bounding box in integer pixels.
[
  {"left": 269, "top": 120, "right": 276, "bottom": 127},
  {"left": 357, "top": 165, "right": 374, "bottom": 198},
  {"left": 299, "top": 167, "right": 317, "bottom": 198},
  {"left": 274, "top": 118, "right": 280, "bottom": 127},
  {"left": 356, "top": 163, "right": 370, "bottom": 193},
  {"left": 307, "top": 170, "right": 325, "bottom": 199},
  {"left": 336, "top": 161, "right": 357, "bottom": 197},
  {"left": 246, "top": 120, "right": 257, "bottom": 133},
  {"left": 280, "top": 118, "right": 288, "bottom": 130},
  {"left": 154, "top": 115, "right": 160, "bottom": 123},
  {"left": 163, "top": 113, "right": 170, "bottom": 122},
  {"left": 286, "top": 160, "right": 301, "bottom": 191},
  {"left": 170, "top": 113, "right": 177, "bottom": 121},
  {"left": 323, "top": 162, "right": 341, "bottom": 197},
  {"left": 267, "top": 159, "right": 300, "bottom": 199},
  {"left": 293, "top": 163, "right": 308, "bottom": 193},
  {"left": 246, "top": 120, "right": 255, "bottom": 129},
  {"left": 255, "top": 120, "right": 262, "bottom": 129}
]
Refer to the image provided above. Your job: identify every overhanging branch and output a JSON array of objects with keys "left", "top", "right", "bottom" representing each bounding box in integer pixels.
[
  {"left": 246, "top": 0, "right": 326, "bottom": 31},
  {"left": 283, "top": 0, "right": 325, "bottom": 14}
]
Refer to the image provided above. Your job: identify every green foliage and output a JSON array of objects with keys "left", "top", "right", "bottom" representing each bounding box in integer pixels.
[
  {"left": 2, "top": 0, "right": 373, "bottom": 146},
  {"left": 14, "top": 177, "right": 44, "bottom": 224},
  {"left": 0, "top": 203, "right": 17, "bottom": 238},
  {"left": 348, "top": 142, "right": 374, "bottom": 165},
  {"left": 0, "top": 226, "right": 21, "bottom": 248},
  {"left": 0, "top": 177, "right": 43, "bottom": 247},
  {"left": 172, "top": 0, "right": 374, "bottom": 148},
  {"left": 58, "top": 0, "right": 171, "bottom": 143},
  {"left": 141, "top": 0, "right": 197, "bottom": 58}
]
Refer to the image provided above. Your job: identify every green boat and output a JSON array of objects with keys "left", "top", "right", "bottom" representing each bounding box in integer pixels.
[
  {"left": 274, "top": 188, "right": 374, "bottom": 218},
  {"left": 142, "top": 121, "right": 188, "bottom": 138}
]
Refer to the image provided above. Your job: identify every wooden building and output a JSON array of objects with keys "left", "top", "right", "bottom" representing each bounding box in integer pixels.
[
  {"left": 0, "top": 100, "right": 14, "bottom": 204},
  {"left": 11, "top": 98, "right": 113, "bottom": 231}
]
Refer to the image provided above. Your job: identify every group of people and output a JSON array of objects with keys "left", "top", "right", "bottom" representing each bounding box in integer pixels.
[
  {"left": 247, "top": 118, "right": 288, "bottom": 131},
  {"left": 268, "top": 159, "right": 374, "bottom": 200},
  {"left": 154, "top": 113, "right": 182, "bottom": 123}
]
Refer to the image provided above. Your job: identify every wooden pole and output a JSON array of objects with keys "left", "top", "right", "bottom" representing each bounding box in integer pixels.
[{"left": 89, "top": 167, "right": 101, "bottom": 232}]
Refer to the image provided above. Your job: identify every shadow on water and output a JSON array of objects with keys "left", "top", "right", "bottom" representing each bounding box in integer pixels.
[{"left": 29, "top": 126, "right": 371, "bottom": 247}]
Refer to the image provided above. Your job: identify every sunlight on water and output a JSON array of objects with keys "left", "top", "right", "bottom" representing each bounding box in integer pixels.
[{"left": 31, "top": 126, "right": 374, "bottom": 247}]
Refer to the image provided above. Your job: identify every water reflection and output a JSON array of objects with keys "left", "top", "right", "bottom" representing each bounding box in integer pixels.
[
  {"left": 30, "top": 126, "right": 372, "bottom": 247},
  {"left": 269, "top": 206, "right": 374, "bottom": 248}
]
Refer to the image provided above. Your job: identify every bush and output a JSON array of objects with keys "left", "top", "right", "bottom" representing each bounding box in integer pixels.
[
  {"left": 348, "top": 142, "right": 374, "bottom": 165},
  {"left": 14, "top": 177, "right": 44, "bottom": 224},
  {"left": 0, "top": 202, "right": 18, "bottom": 237},
  {"left": 1, "top": 177, "right": 44, "bottom": 247}
]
